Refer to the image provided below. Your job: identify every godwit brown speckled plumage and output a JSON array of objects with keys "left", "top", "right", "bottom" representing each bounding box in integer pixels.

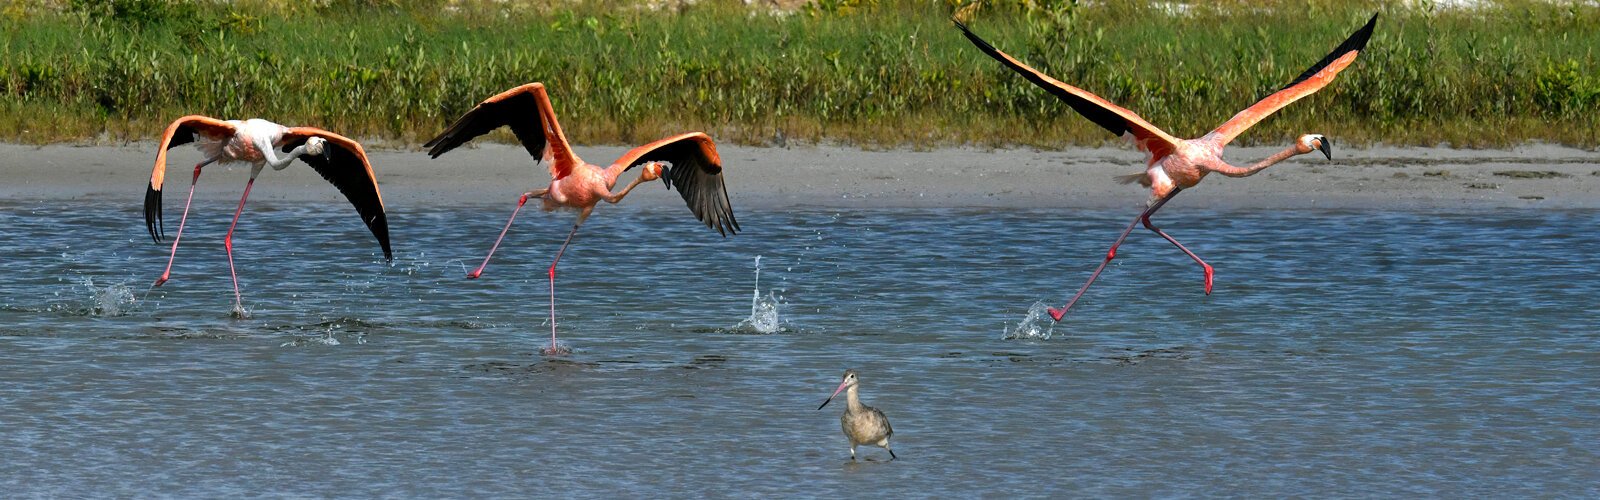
[{"left": 818, "top": 369, "right": 896, "bottom": 461}]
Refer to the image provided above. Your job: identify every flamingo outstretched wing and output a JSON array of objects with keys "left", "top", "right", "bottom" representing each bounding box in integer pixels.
[
  {"left": 613, "top": 132, "right": 739, "bottom": 236},
  {"left": 1204, "top": 13, "right": 1378, "bottom": 147},
  {"left": 282, "top": 128, "right": 393, "bottom": 260},
  {"left": 423, "top": 82, "right": 578, "bottom": 180},
  {"left": 954, "top": 20, "right": 1182, "bottom": 165},
  {"left": 146, "top": 115, "right": 236, "bottom": 243}
]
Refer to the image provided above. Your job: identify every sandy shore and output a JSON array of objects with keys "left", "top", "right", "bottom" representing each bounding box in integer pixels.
[{"left": 4, "top": 142, "right": 1599, "bottom": 210}]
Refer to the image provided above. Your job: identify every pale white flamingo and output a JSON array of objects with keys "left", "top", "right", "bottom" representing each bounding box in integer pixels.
[
  {"left": 145, "top": 116, "right": 390, "bottom": 314},
  {"left": 818, "top": 369, "right": 896, "bottom": 461},
  {"left": 423, "top": 82, "right": 737, "bottom": 354},
  {"left": 956, "top": 14, "right": 1378, "bottom": 322}
]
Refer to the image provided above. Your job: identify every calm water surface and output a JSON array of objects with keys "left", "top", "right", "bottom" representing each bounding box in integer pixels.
[{"left": 1, "top": 201, "right": 1596, "bottom": 496}]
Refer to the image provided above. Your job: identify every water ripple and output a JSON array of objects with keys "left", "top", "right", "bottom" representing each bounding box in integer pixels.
[{"left": 0, "top": 201, "right": 1596, "bottom": 496}]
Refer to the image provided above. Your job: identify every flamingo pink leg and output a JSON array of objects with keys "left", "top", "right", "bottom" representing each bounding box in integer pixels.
[
  {"left": 1048, "top": 188, "right": 1183, "bottom": 322},
  {"left": 223, "top": 178, "right": 257, "bottom": 311},
  {"left": 1141, "top": 206, "right": 1213, "bottom": 295},
  {"left": 154, "top": 160, "right": 214, "bottom": 287},
  {"left": 545, "top": 222, "right": 582, "bottom": 355},
  {"left": 467, "top": 193, "right": 535, "bottom": 279}
]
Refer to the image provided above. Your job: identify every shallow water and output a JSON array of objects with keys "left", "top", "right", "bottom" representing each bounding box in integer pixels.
[{"left": 1, "top": 200, "right": 1596, "bottom": 496}]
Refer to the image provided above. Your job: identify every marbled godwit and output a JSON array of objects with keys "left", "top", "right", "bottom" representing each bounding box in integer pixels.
[{"left": 818, "top": 369, "right": 896, "bottom": 461}]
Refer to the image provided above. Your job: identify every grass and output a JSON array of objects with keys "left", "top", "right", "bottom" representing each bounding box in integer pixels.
[{"left": 1, "top": 0, "right": 1598, "bottom": 149}]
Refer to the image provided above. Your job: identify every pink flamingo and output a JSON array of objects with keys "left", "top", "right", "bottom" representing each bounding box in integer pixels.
[
  {"left": 145, "top": 116, "right": 390, "bottom": 315},
  {"left": 424, "top": 82, "right": 738, "bottom": 354},
  {"left": 956, "top": 14, "right": 1377, "bottom": 322}
]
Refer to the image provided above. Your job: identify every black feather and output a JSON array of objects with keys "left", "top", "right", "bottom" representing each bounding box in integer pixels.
[
  {"left": 285, "top": 138, "right": 393, "bottom": 260},
  {"left": 144, "top": 124, "right": 198, "bottom": 244},
  {"left": 1280, "top": 13, "right": 1379, "bottom": 93},
  {"left": 144, "top": 181, "right": 163, "bottom": 242},
  {"left": 954, "top": 18, "right": 1131, "bottom": 138},
  {"left": 624, "top": 137, "right": 739, "bottom": 237},
  {"left": 423, "top": 91, "right": 546, "bottom": 162}
]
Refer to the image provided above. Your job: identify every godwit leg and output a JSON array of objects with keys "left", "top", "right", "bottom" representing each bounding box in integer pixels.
[
  {"left": 1140, "top": 197, "right": 1213, "bottom": 295},
  {"left": 467, "top": 189, "right": 546, "bottom": 279},
  {"left": 154, "top": 159, "right": 216, "bottom": 287},
  {"left": 1047, "top": 189, "right": 1183, "bottom": 322},
  {"left": 544, "top": 217, "right": 585, "bottom": 355},
  {"left": 222, "top": 176, "right": 258, "bottom": 314}
]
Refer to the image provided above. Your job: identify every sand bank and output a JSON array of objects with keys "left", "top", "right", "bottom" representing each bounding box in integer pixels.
[{"left": 3, "top": 142, "right": 1598, "bottom": 210}]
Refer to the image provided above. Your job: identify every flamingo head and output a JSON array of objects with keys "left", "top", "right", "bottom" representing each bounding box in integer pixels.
[
  {"left": 817, "top": 369, "right": 859, "bottom": 410},
  {"left": 640, "top": 161, "right": 667, "bottom": 183},
  {"left": 304, "top": 136, "right": 327, "bottom": 157},
  {"left": 636, "top": 161, "right": 662, "bottom": 180},
  {"left": 1298, "top": 134, "right": 1332, "bottom": 160}
]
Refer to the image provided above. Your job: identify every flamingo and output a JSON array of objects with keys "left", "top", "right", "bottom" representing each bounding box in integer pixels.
[
  {"left": 145, "top": 116, "right": 391, "bottom": 315},
  {"left": 818, "top": 369, "right": 896, "bottom": 461},
  {"left": 423, "top": 82, "right": 738, "bottom": 355},
  {"left": 955, "top": 13, "right": 1378, "bottom": 322}
]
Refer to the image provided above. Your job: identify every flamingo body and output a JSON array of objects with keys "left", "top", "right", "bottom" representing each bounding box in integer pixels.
[
  {"left": 145, "top": 115, "right": 390, "bottom": 314},
  {"left": 956, "top": 14, "right": 1376, "bottom": 322},
  {"left": 425, "top": 82, "right": 736, "bottom": 354}
]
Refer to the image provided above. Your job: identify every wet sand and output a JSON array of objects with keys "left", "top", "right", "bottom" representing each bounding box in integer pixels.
[{"left": 4, "top": 142, "right": 1599, "bottom": 209}]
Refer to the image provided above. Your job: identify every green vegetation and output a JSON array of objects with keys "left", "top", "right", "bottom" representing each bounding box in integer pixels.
[{"left": 1, "top": 0, "right": 1598, "bottom": 148}]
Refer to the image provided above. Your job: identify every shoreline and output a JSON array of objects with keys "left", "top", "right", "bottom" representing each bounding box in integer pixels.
[{"left": 4, "top": 143, "right": 1599, "bottom": 210}]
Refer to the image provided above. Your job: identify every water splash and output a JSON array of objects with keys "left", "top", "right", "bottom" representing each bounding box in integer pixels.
[
  {"left": 1002, "top": 301, "right": 1056, "bottom": 340},
  {"left": 79, "top": 278, "right": 136, "bottom": 317},
  {"left": 733, "top": 255, "right": 784, "bottom": 334},
  {"left": 540, "top": 340, "right": 573, "bottom": 356},
  {"left": 280, "top": 322, "right": 365, "bottom": 347},
  {"left": 230, "top": 302, "right": 253, "bottom": 320}
]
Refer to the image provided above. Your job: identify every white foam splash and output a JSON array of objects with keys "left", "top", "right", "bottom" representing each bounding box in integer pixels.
[
  {"left": 280, "top": 324, "right": 364, "bottom": 347},
  {"left": 80, "top": 278, "right": 136, "bottom": 317},
  {"left": 1002, "top": 301, "right": 1056, "bottom": 340},
  {"left": 230, "top": 302, "right": 253, "bottom": 320},
  {"left": 540, "top": 340, "right": 573, "bottom": 356},
  {"left": 734, "top": 255, "right": 784, "bottom": 334}
]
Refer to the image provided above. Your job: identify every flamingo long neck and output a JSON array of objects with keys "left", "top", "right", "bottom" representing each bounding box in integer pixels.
[
  {"left": 600, "top": 165, "right": 652, "bottom": 203},
  {"left": 263, "top": 142, "right": 309, "bottom": 170},
  {"left": 603, "top": 163, "right": 628, "bottom": 188},
  {"left": 1206, "top": 143, "right": 1303, "bottom": 178}
]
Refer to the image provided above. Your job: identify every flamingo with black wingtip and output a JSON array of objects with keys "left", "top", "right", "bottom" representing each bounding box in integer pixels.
[
  {"left": 145, "top": 116, "right": 391, "bottom": 314},
  {"left": 956, "top": 13, "right": 1378, "bottom": 322},
  {"left": 424, "top": 82, "right": 738, "bottom": 354}
]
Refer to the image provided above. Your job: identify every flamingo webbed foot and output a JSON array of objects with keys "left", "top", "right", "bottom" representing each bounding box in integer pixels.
[
  {"left": 1203, "top": 264, "right": 1214, "bottom": 295},
  {"left": 1047, "top": 307, "right": 1066, "bottom": 322},
  {"left": 153, "top": 275, "right": 169, "bottom": 287}
]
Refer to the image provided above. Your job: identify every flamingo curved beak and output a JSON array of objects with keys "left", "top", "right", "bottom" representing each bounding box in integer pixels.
[
  {"left": 818, "top": 380, "right": 849, "bottom": 410},
  {"left": 1318, "top": 137, "right": 1333, "bottom": 160},
  {"left": 659, "top": 165, "right": 674, "bottom": 190}
]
